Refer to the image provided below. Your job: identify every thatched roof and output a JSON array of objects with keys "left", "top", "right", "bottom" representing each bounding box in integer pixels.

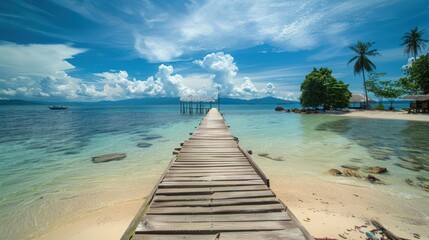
[
  {"left": 350, "top": 94, "right": 375, "bottom": 103},
  {"left": 402, "top": 94, "right": 429, "bottom": 101}
]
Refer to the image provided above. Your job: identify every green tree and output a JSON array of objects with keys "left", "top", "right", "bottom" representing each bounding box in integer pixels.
[
  {"left": 384, "top": 82, "right": 405, "bottom": 110},
  {"left": 366, "top": 72, "right": 405, "bottom": 110},
  {"left": 400, "top": 52, "right": 429, "bottom": 94},
  {"left": 300, "top": 68, "right": 351, "bottom": 109},
  {"left": 348, "top": 41, "right": 381, "bottom": 109},
  {"left": 366, "top": 72, "right": 389, "bottom": 105},
  {"left": 401, "top": 27, "right": 428, "bottom": 60},
  {"left": 325, "top": 80, "right": 352, "bottom": 109}
]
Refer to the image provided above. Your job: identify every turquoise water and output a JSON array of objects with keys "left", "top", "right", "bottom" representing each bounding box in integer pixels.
[{"left": 0, "top": 104, "right": 428, "bottom": 239}]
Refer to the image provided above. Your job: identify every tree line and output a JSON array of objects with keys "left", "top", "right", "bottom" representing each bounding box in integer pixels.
[{"left": 300, "top": 27, "right": 429, "bottom": 110}]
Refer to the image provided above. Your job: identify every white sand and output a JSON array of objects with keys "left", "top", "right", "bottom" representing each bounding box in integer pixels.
[{"left": 338, "top": 110, "right": 429, "bottom": 122}]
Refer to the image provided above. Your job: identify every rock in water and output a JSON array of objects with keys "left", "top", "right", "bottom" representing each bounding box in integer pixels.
[
  {"left": 342, "top": 169, "right": 361, "bottom": 178},
  {"left": 275, "top": 106, "right": 284, "bottom": 111},
  {"left": 328, "top": 169, "right": 342, "bottom": 176},
  {"left": 137, "top": 142, "right": 152, "bottom": 148},
  {"left": 366, "top": 174, "right": 382, "bottom": 183},
  {"left": 92, "top": 153, "right": 127, "bottom": 163},
  {"left": 362, "top": 166, "right": 388, "bottom": 174}
]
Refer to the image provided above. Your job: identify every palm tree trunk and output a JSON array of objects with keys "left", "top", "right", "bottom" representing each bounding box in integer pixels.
[{"left": 362, "top": 68, "right": 369, "bottom": 109}]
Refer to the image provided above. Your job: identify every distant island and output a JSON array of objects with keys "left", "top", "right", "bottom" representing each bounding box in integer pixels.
[{"left": 0, "top": 97, "right": 298, "bottom": 106}]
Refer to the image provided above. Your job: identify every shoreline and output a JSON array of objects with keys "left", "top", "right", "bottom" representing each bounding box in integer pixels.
[{"left": 337, "top": 110, "right": 429, "bottom": 122}]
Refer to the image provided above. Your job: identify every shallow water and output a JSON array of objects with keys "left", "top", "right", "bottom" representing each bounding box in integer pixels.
[{"left": 0, "top": 104, "right": 428, "bottom": 239}]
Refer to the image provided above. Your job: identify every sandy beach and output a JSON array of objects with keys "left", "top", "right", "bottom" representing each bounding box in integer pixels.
[
  {"left": 337, "top": 110, "right": 429, "bottom": 122},
  {"left": 33, "top": 110, "right": 429, "bottom": 240}
]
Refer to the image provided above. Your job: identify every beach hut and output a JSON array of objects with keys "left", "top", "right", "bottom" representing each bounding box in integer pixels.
[
  {"left": 349, "top": 94, "right": 375, "bottom": 109},
  {"left": 402, "top": 94, "right": 429, "bottom": 113}
]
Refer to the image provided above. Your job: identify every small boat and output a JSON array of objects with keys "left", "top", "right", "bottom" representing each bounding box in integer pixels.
[{"left": 48, "top": 106, "right": 68, "bottom": 110}]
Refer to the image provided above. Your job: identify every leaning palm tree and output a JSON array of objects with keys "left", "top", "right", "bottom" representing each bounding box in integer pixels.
[
  {"left": 347, "top": 41, "right": 381, "bottom": 109},
  {"left": 401, "top": 27, "right": 428, "bottom": 60}
]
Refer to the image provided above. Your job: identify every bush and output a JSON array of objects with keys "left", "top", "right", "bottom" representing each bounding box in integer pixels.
[{"left": 372, "top": 105, "right": 384, "bottom": 110}]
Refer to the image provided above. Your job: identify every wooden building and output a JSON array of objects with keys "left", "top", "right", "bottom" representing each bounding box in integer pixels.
[{"left": 403, "top": 94, "right": 429, "bottom": 113}]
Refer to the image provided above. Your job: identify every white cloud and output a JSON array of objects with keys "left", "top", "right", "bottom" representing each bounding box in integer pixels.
[
  {"left": 195, "top": 52, "right": 276, "bottom": 99},
  {"left": 134, "top": 36, "right": 184, "bottom": 63},
  {"left": 0, "top": 42, "right": 86, "bottom": 77},
  {"left": 0, "top": 42, "right": 86, "bottom": 100},
  {"left": 0, "top": 42, "right": 205, "bottom": 101},
  {"left": 86, "top": 64, "right": 203, "bottom": 101},
  {"left": 128, "top": 0, "right": 398, "bottom": 62}
]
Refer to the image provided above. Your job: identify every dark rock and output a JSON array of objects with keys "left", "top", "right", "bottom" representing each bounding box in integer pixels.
[
  {"left": 362, "top": 166, "right": 388, "bottom": 174},
  {"left": 341, "top": 164, "right": 360, "bottom": 171},
  {"left": 247, "top": 150, "right": 253, "bottom": 155},
  {"left": 92, "top": 153, "right": 126, "bottom": 163},
  {"left": 342, "top": 169, "right": 361, "bottom": 178},
  {"left": 275, "top": 106, "right": 284, "bottom": 111},
  {"left": 137, "top": 142, "right": 152, "bottom": 148},
  {"left": 328, "top": 169, "right": 342, "bottom": 176},
  {"left": 366, "top": 174, "right": 384, "bottom": 184}
]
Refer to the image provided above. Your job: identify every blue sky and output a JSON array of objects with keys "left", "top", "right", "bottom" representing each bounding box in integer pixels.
[{"left": 0, "top": 0, "right": 428, "bottom": 101}]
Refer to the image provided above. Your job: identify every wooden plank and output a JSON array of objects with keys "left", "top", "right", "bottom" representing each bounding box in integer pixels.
[
  {"left": 136, "top": 220, "right": 292, "bottom": 233},
  {"left": 151, "top": 197, "right": 280, "bottom": 208},
  {"left": 153, "top": 190, "right": 276, "bottom": 202},
  {"left": 171, "top": 163, "right": 251, "bottom": 167},
  {"left": 146, "top": 203, "right": 284, "bottom": 215},
  {"left": 162, "top": 175, "right": 261, "bottom": 181},
  {"left": 141, "top": 212, "right": 291, "bottom": 223},
  {"left": 132, "top": 230, "right": 306, "bottom": 240},
  {"left": 155, "top": 185, "right": 269, "bottom": 195},
  {"left": 164, "top": 172, "right": 259, "bottom": 177},
  {"left": 158, "top": 180, "right": 264, "bottom": 188}
]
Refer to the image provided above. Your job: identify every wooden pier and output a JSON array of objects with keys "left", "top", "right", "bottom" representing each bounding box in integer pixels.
[{"left": 122, "top": 108, "right": 313, "bottom": 240}]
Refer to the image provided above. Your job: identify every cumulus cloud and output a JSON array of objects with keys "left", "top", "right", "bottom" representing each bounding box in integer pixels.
[
  {"left": 0, "top": 42, "right": 86, "bottom": 100},
  {"left": 195, "top": 52, "right": 276, "bottom": 99},
  {"left": 0, "top": 42, "right": 202, "bottom": 101},
  {"left": 84, "top": 64, "right": 201, "bottom": 101}
]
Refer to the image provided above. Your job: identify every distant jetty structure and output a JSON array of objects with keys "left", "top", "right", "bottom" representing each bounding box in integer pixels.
[{"left": 180, "top": 96, "right": 219, "bottom": 114}]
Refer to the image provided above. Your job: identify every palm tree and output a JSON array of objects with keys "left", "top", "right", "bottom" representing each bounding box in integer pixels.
[
  {"left": 348, "top": 41, "right": 381, "bottom": 109},
  {"left": 401, "top": 27, "right": 428, "bottom": 60}
]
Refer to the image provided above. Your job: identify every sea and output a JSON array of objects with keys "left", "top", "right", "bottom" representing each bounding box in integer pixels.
[{"left": 0, "top": 101, "right": 428, "bottom": 239}]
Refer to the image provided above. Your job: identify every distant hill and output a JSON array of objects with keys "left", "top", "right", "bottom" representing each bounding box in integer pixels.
[
  {"left": 0, "top": 97, "right": 298, "bottom": 105},
  {"left": 0, "top": 99, "right": 43, "bottom": 105}
]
